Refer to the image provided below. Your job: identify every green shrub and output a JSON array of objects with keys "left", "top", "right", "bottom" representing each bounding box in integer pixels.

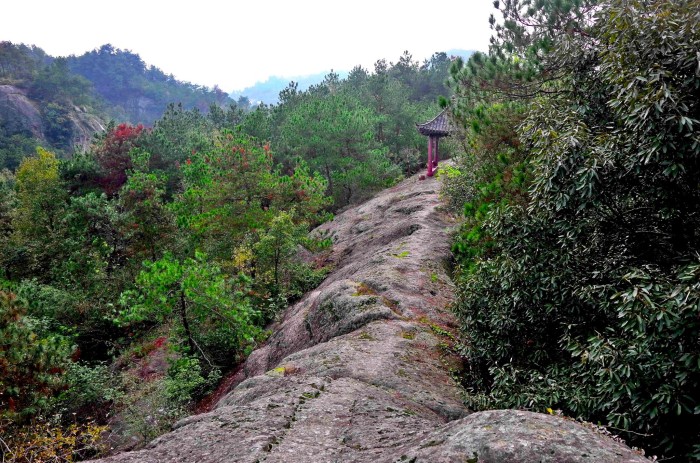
[
  {"left": 164, "top": 356, "right": 220, "bottom": 407},
  {"left": 450, "top": 0, "right": 700, "bottom": 459},
  {"left": 56, "top": 362, "right": 121, "bottom": 414}
]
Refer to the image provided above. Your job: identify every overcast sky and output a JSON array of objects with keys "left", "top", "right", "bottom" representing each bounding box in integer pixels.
[{"left": 4, "top": 1, "right": 495, "bottom": 92}]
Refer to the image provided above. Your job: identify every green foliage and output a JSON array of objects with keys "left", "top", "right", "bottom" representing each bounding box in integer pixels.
[
  {"left": 0, "top": 133, "right": 37, "bottom": 172},
  {"left": 112, "top": 349, "right": 221, "bottom": 447},
  {"left": 9, "top": 148, "right": 68, "bottom": 279},
  {"left": 142, "top": 104, "right": 214, "bottom": 169},
  {"left": 0, "top": 169, "right": 15, "bottom": 275},
  {"left": 13, "top": 147, "right": 62, "bottom": 226},
  {"left": 41, "top": 103, "right": 74, "bottom": 149},
  {"left": 238, "top": 51, "right": 459, "bottom": 210},
  {"left": 56, "top": 362, "right": 120, "bottom": 413},
  {"left": 172, "top": 130, "right": 330, "bottom": 261},
  {"left": 0, "top": 41, "right": 467, "bottom": 451},
  {"left": 448, "top": 0, "right": 597, "bottom": 114},
  {"left": 30, "top": 57, "right": 96, "bottom": 108},
  {"left": 117, "top": 374, "right": 180, "bottom": 445},
  {"left": 254, "top": 211, "right": 307, "bottom": 291},
  {"left": 449, "top": 0, "right": 700, "bottom": 458},
  {"left": 118, "top": 150, "right": 176, "bottom": 262},
  {"left": 0, "top": 41, "right": 49, "bottom": 85},
  {"left": 239, "top": 103, "right": 273, "bottom": 142},
  {"left": 11, "top": 279, "right": 79, "bottom": 329},
  {"left": 572, "top": 264, "right": 700, "bottom": 434},
  {"left": 0, "top": 45, "right": 103, "bottom": 167},
  {"left": 447, "top": 102, "right": 528, "bottom": 270},
  {"left": 0, "top": 290, "right": 73, "bottom": 420},
  {"left": 164, "top": 356, "right": 220, "bottom": 407},
  {"left": 252, "top": 210, "right": 330, "bottom": 305},
  {"left": 0, "top": 41, "right": 238, "bottom": 170},
  {"left": 208, "top": 103, "right": 244, "bottom": 131},
  {"left": 0, "top": 103, "right": 336, "bottom": 417},
  {"left": 277, "top": 89, "right": 384, "bottom": 206},
  {"left": 58, "top": 193, "right": 121, "bottom": 291},
  {"left": 118, "top": 251, "right": 260, "bottom": 366}
]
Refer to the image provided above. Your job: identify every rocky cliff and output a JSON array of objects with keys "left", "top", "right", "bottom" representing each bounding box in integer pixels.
[
  {"left": 90, "top": 171, "right": 649, "bottom": 463},
  {"left": 0, "top": 84, "right": 105, "bottom": 152},
  {"left": 0, "top": 85, "right": 43, "bottom": 137}
]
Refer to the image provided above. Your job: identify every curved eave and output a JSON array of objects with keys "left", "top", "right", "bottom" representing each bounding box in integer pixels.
[
  {"left": 416, "top": 125, "right": 451, "bottom": 137},
  {"left": 416, "top": 108, "right": 452, "bottom": 137}
]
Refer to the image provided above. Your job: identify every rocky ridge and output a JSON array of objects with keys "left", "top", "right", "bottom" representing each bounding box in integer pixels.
[{"left": 91, "top": 170, "right": 649, "bottom": 462}]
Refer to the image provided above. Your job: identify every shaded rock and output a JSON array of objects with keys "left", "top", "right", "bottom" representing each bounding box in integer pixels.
[
  {"left": 304, "top": 280, "right": 401, "bottom": 344},
  {"left": 398, "top": 409, "right": 648, "bottom": 463},
  {"left": 0, "top": 85, "right": 43, "bottom": 137},
  {"left": 65, "top": 108, "right": 105, "bottom": 151}
]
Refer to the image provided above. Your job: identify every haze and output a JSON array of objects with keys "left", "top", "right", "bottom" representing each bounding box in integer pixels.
[{"left": 4, "top": 0, "right": 494, "bottom": 91}]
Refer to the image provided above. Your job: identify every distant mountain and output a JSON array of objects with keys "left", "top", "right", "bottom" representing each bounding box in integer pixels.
[
  {"left": 230, "top": 71, "right": 349, "bottom": 106},
  {"left": 445, "top": 49, "right": 477, "bottom": 61}
]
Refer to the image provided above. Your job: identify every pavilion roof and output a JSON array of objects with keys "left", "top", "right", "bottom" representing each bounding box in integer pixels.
[{"left": 416, "top": 109, "right": 452, "bottom": 137}]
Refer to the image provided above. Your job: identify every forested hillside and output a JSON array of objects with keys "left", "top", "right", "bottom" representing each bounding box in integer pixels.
[
  {"left": 443, "top": 0, "right": 699, "bottom": 460},
  {"left": 0, "top": 44, "right": 456, "bottom": 461},
  {"left": 0, "top": 42, "right": 104, "bottom": 170},
  {"left": 0, "top": 42, "right": 234, "bottom": 171},
  {"left": 66, "top": 44, "right": 233, "bottom": 123},
  {"left": 0, "top": 109, "right": 332, "bottom": 459}
]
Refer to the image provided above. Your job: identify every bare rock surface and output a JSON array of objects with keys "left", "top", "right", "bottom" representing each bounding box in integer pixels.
[
  {"left": 0, "top": 84, "right": 105, "bottom": 151},
  {"left": 0, "top": 85, "right": 44, "bottom": 137},
  {"left": 90, "top": 169, "right": 648, "bottom": 462}
]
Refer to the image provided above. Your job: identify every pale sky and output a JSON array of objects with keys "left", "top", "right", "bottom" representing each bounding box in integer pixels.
[{"left": 4, "top": 1, "right": 494, "bottom": 92}]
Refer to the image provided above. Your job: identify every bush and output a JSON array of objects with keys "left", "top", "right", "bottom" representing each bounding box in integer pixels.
[
  {"left": 450, "top": 0, "right": 700, "bottom": 459},
  {"left": 56, "top": 362, "right": 121, "bottom": 415},
  {"left": 0, "top": 420, "right": 106, "bottom": 463},
  {"left": 117, "top": 376, "right": 179, "bottom": 447},
  {"left": 164, "top": 356, "right": 220, "bottom": 407},
  {"left": 445, "top": 102, "right": 528, "bottom": 271},
  {"left": 111, "top": 354, "right": 220, "bottom": 449}
]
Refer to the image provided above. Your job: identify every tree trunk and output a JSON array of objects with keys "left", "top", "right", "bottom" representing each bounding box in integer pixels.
[{"left": 180, "top": 291, "right": 196, "bottom": 354}]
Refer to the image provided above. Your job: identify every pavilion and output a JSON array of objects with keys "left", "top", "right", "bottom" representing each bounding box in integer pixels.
[{"left": 416, "top": 108, "right": 451, "bottom": 177}]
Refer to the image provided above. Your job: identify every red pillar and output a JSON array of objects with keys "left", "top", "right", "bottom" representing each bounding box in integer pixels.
[
  {"left": 433, "top": 137, "right": 439, "bottom": 167},
  {"left": 427, "top": 135, "right": 434, "bottom": 177}
]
